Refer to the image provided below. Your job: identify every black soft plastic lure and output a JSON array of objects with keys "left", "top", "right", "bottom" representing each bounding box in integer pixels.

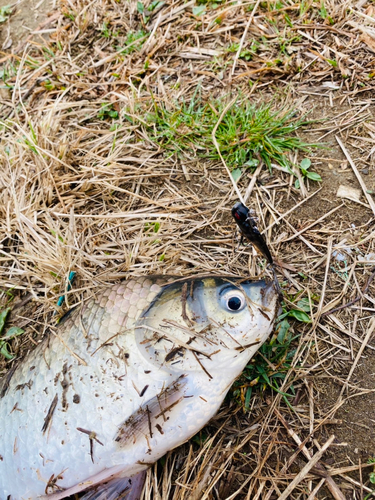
[{"left": 232, "top": 202, "right": 273, "bottom": 264}]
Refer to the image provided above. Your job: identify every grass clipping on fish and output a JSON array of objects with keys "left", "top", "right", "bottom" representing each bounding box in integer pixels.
[{"left": 1, "top": 0, "right": 375, "bottom": 497}]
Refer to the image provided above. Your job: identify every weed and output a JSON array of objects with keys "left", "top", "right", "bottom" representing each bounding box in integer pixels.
[
  {"left": 117, "top": 30, "right": 148, "bottom": 55},
  {"left": 144, "top": 222, "right": 160, "bottom": 233},
  {"left": 22, "top": 135, "right": 38, "bottom": 154},
  {"left": 148, "top": 0, "right": 164, "bottom": 11},
  {"left": 43, "top": 80, "right": 56, "bottom": 91},
  {"left": 231, "top": 316, "right": 299, "bottom": 410},
  {"left": 0, "top": 5, "right": 12, "bottom": 23},
  {"left": 97, "top": 103, "right": 119, "bottom": 120},
  {"left": 0, "top": 288, "right": 14, "bottom": 303},
  {"left": 299, "top": 0, "right": 310, "bottom": 16},
  {"left": 231, "top": 295, "right": 315, "bottom": 411},
  {"left": 295, "top": 158, "right": 322, "bottom": 189},
  {"left": 102, "top": 22, "right": 110, "bottom": 38},
  {"left": 49, "top": 229, "right": 64, "bottom": 243},
  {"left": 284, "top": 13, "right": 293, "bottom": 28},
  {"left": 24, "top": 56, "right": 40, "bottom": 70},
  {"left": 193, "top": 5, "right": 206, "bottom": 16},
  {"left": 0, "top": 308, "right": 24, "bottom": 360},
  {"left": 279, "top": 296, "right": 312, "bottom": 323},
  {"left": 319, "top": 2, "right": 328, "bottom": 18},
  {"left": 63, "top": 10, "right": 76, "bottom": 21},
  {"left": 143, "top": 95, "right": 316, "bottom": 172},
  {"left": 191, "top": 430, "right": 210, "bottom": 446},
  {"left": 278, "top": 33, "right": 301, "bottom": 55},
  {"left": 364, "top": 458, "right": 375, "bottom": 499},
  {"left": 0, "top": 63, "right": 17, "bottom": 85},
  {"left": 101, "top": 21, "right": 119, "bottom": 38},
  {"left": 318, "top": 1, "right": 334, "bottom": 23},
  {"left": 327, "top": 58, "right": 337, "bottom": 66},
  {"left": 196, "top": 0, "right": 225, "bottom": 5},
  {"left": 42, "top": 46, "right": 55, "bottom": 59},
  {"left": 227, "top": 41, "right": 260, "bottom": 61}
]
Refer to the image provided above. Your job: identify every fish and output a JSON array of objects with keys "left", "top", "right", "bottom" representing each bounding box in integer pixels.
[
  {"left": 0, "top": 275, "right": 279, "bottom": 499},
  {"left": 232, "top": 202, "right": 274, "bottom": 264}
]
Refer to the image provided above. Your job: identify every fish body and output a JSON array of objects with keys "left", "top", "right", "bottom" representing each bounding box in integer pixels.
[{"left": 0, "top": 276, "right": 278, "bottom": 499}]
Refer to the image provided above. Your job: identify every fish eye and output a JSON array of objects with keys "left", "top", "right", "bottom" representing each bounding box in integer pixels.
[{"left": 221, "top": 289, "right": 246, "bottom": 312}]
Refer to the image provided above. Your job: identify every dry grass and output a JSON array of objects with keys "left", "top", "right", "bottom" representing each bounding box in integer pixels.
[{"left": 1, "top": 0, "right": 375, "bottom": 498}]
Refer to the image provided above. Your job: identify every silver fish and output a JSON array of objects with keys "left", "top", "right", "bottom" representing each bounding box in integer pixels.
[{"left": 0, "top": 276, "right": 278, "bottom": 499}]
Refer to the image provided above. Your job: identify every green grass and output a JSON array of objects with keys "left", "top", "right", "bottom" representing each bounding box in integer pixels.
[
  {"left": 227, "top": 41, "right": 260, "bottom": 61},
  {"left": 0, "top": 5, "right": 12, "bottom": 23},
  {"left": 231, "top": 293, "right": 316, "bottom": 411},
  {"left": 295, "top": 158, "right": 322, "bottom": 189},
  {"left": 365, "top": 458, "right": 375, "bottom": 499},
  {"left": 100, "top": 21, "right": 119, "bottom": 39},
  {"left": 0, "top": 307, "right": 24, "bottom": 360},
  {"left": 140, "top": 94, "right": 318, "bottom": 173},
  {"left": 97, "top": 102, "right": 119, "bottom": 120},
  {"left": 117, "top": 30, "right": 148, "bottom": 55},
  {"left": 231, "top": 316, "right": 298, "bottom": 410}
]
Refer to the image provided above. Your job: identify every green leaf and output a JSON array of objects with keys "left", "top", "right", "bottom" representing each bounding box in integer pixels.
[
  {"left": 193, "top": 5, "right": 206, "bottom": 16},
  {"left": 0, "top": 308, "right": 11, "bottom": 334},
  {"left": 1, "top": 326, "right": 24, "bottom": 340},
  {"left": 49, "top": 229, "right": 64, "bottom": 243},
  {"left": 276, "top": 319, "right": 290, "bottom": 343},
  {"left": 244, "top": 386, "right": 252, "bottom": 409},
  {"left": 284, "top": 13, "right": 293, "bottom": 27},
  {"left": 288, "top": 309, "right": 311, "bottom": 323},
  {"left": 231, "top": 168, "right": 242, "bottom": 182},
  {"left": 257, "top": 365, "right": 271, "bottom": 384},
  {"left": 0, "top": 341, "right": 14, "bottom": 360},
  {"left": 300, "top": 158, "right": 311, "bottom": 169},
  {"left": 149, "top": 0, "right": 164, "bottom": 10},
  {"left": 0, "top": 5, "right": 12, "bottom": 23},
  {"left": 137, "top": 1, "right": 144, "bottom": 13},
  {"left": 319, "top": 4, "right": 327, "bottom": 18},
  {"left": 295, "top": 179, "right": 300, "bottom": 189},
  {"left": 244, "top": 158, "right": 259, "bottom": 168},
  {"left": 277, "top": 311, "right": 290, "bottom": 322},
  {"left": 296, "top": 298, "right": 311, "bottom": 312},
  {"left": 306, "top": 171, "right": 322, "bottom": 182}
]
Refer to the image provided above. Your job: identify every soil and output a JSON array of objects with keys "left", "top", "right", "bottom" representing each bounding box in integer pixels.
[
  {"left": 0, "top": 0, "right": 53, "bottom": 51},
  {"left": 318, "top": 350, "right": 375, "bottom": 459}
]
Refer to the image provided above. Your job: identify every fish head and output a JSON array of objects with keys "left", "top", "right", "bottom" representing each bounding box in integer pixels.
[{"left": 135, "top": 276, "right": 279, "bottom": 378}]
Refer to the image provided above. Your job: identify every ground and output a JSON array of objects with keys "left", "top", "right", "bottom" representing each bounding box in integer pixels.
[{"left": 0, "top": 0, "right": 375, "bottom": 498}]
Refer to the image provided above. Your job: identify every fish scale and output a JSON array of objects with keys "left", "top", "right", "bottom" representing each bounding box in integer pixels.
[{"left": 0, "top": 276, "right": 278, "bottom": 499}]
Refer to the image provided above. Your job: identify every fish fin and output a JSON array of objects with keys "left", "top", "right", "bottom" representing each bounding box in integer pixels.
[
  {"left": 43, "top": 377, "right": 188, "bottom": 500},
  {"left": 39, "top": 466, "right": 125, "bottom": 500},
  {"left": 79, "top": 471, "right": 146, "bottom": 500},
  {"left": 115, "top": 374, "right": 188, "bottom": 450}
]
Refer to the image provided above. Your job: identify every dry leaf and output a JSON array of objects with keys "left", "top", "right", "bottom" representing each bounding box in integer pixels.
[
  {"left": 361, "top": 34, "right": 375, "bottom": 53},
  {"left": 337, "top": 185, "right": 361, "bottom": 202}
]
